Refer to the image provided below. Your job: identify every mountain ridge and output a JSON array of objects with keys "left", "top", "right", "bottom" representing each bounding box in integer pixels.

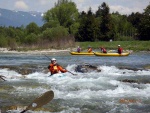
[{"left": 0, "top": 8, "right": 44, "bottom": 27}]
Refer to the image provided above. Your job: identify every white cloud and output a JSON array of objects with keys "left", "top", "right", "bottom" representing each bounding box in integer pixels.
[
  {"left": 110, "top": 5, "right": 142, "bottom": 15},
  {"left": 39, "top": 0, "right": 48, "bottom": 5},
  {"left": 0, "top": 0, "right": 148, "bottom": 14},
  {"left": 14, "top": 1, "right": 28, "bottom": 10}
]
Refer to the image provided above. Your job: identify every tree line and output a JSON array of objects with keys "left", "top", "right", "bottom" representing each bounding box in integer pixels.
[{"left": 0, "top": 0, "right": 149, "bottom": 50}]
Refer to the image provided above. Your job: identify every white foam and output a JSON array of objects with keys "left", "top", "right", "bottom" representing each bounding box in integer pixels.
[{"left": 1, "top": 64, "right": 150, "bottom": 113}]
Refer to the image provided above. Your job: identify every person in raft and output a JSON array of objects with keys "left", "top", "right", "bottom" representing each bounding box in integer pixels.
[
  {"left": 77, "top": 46, "right": 81, "bottom": 53},
  {"left": 118, "top": 45, "right": 123, "bottom": 54},
  {"left": 100, "top": 47, "right": 107, "bottom": 53},
  {"left": 87, "top": 46, "right": 92, "bottom": 53},
  {"left": 48, "top": 58, "right": 67, "bottom": 76}
]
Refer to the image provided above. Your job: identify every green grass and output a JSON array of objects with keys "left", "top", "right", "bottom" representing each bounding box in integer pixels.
[{"left": 76, "top": 41, "right": 150, "bottom": 51}]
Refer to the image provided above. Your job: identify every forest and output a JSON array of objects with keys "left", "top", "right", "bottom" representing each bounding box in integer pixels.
[{"left": 0, "top": 0, "right": 150, "bottom": 50}]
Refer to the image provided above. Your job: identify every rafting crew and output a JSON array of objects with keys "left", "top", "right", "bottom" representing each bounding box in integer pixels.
[
  {"left": 75, "top": 45, "right": 125, "bottom": 54},
  {"left": 48, "top": 58, "right": 67, "bottom": 76}
]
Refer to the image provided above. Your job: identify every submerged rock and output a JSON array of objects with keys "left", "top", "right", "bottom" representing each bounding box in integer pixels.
[
  {"left": 0, "top": 65, "right": 37, "bottom": 75},
  {"left": 75, "top": 64, "right": 101, "bottom": 73},
  {"left": 3, "top": 105, "right": 54, "bottom": 113},
  {"left": 120, "top": 79, "right": 150, "bottom": 84},
  {"left": 119, "top": 98, "right": 141, "bottom": 104},
  {"left": 120, "top": 79, "right": 139, "bottom": 84}
]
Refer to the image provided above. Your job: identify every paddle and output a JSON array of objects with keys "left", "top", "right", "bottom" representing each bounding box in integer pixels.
[
  {"left": 20, "top": 90, "right": 54, "bottom": 113},
  {"left": 44, "top": 54, "right": 77, "bottom": 76},
  {"left": 0, "top": 75, "right": 6, "bottom": 81},
  {"left": 67, "top": 71, "right": 77, "bottom": 75}
]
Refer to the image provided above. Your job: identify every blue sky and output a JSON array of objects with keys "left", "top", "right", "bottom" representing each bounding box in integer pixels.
[{"left": 0, "top": 0, "right": 149, "bottom": 14}]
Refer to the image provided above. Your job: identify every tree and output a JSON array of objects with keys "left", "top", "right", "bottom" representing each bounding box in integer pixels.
[
  {"left": 26, "top": 22, "right": 40, "bottom": 35},
  {"left": 138, "top": 4, "right": 150, "bottom": 40},
  {"left": 127, "top": 12, "right": 142, "bottom": 28},
  {"left": 24, "top": 33, "right": 38, "bottom": 44},
  {"left": 42, "top": 26, "right": 69, "bottom": 41},
  {"left": 85, "top": 7, "right": 98, "bottom": 41},
  {"left": 111, "top": 13, "right": 136, "bottom": 41},
  {"left": 98, "top": 2, "right": 113, "bottom": 41},
  {"left": 76, "top": 11, "right": 87, "bottom": 41},
  {"left": 43, "top": 0, "right": 79, "bottom": 34}
]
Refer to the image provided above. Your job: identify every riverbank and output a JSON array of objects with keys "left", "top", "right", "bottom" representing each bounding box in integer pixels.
[
  {"left": 77, "top": 41, "right": 150, "bottom": 51},
  {"left": 0, "top": 48, "right": 71, "bottom": 55},
  {"left": 0, "top": 46, "right": 149, "bottom": 55}
]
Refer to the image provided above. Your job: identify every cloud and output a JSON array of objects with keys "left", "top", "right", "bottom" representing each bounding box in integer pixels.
[
  {"left": 110, "top": 5, "right": 142, "bottom": 15},
  {"left": 39, "top": 0, "right": 48, "bottom": 5},
  {"left": 14, "top": 1, "right": 28, "bottom": 10}
]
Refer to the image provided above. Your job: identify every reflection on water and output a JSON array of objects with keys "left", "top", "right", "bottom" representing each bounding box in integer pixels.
[{"left": 0, "top": 53, "right": 150, "bottom": 113}]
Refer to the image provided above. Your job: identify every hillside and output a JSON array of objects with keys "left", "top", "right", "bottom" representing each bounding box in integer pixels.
[{"left": 0, "top": 8, "right": 44, "bottom": 27}]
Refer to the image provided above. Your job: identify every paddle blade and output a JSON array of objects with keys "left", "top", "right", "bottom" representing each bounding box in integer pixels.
[{"left": 25, "top": 90, "right": 54, "bottom": 111}]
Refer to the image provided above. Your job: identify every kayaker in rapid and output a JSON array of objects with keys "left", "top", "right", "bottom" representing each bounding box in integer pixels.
[
  {"left": 48, "top": 58, "right": 67, "bottom": 76},
  {"left": 87, "top": 46, "right": 92, "bottom": 53},
  {"left": 77, "top": 46, "right": 81, "bottom": 53},
  {"left": 118, "top": 45, "right": 123, "bottom": 54},
  {"left": 100, "top": 47, "right": 107, "bottom": 53}
]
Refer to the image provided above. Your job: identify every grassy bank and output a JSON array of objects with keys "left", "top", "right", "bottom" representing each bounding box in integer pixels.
[{"left": 76, "top": 41, "right": 150, "bottom": 52}]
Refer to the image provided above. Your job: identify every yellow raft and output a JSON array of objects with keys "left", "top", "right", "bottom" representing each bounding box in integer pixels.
[
  {"left": 94, "top": 52, "right": 130, "bottom": 57},
  {"left": 70, "top": 52, "right": 94, "bottom": 55}
]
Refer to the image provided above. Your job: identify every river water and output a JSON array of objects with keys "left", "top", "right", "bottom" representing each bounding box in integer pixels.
[{"left": 0, "top": 52, "right": 150, "bottom": 113}]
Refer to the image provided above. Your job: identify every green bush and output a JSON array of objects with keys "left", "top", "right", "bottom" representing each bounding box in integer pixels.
[
  {"left": 0, "top": 36, "right": 8, "bottom": 47},
  {"left": 42, "top": 26, "right": 69, "bottom": 41}
]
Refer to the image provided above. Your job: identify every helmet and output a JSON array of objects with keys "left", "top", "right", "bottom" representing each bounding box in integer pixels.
[
  {"left": 118, "top": 45, "right": 120, "bottom": 47},
  {"left": 51, "top": 58, "right": 56, "bottom": 61}
]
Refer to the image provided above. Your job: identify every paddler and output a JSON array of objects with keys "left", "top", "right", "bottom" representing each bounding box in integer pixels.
[
  {"left": 87, "top": 46, "right": 92, "bottom": 53},
  {"left": 77, "top": 46, "right": 81, "bottom": 53},
  {"left": 100, "top": 47, "right": 107, "bottom": 53},
  {"left": 48, "top": 58, "right": 67, "bottom": 76},
  {"left": 118, "top": 45, "right": 123, "bottom": 54}
]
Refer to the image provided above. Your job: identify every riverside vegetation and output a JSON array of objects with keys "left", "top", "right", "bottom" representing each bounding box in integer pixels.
[
  {"left": 77, "top": 41, "right": 150, "bottom": 52},
  {"left": 0, "top": 0, "right": 149, "bottom": 51}
]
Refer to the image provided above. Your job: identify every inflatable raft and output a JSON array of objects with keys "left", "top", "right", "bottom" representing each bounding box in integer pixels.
[
  {"left": 70, "top": 52, "right": 94, "bottom": 55},
  {"left": 94, "top": 52, "right": 130, "bottom": 57}
]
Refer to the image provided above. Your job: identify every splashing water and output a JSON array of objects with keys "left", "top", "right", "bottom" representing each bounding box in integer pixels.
[{"left": 0, "top": 53, "right": 150, "bottom": 113}]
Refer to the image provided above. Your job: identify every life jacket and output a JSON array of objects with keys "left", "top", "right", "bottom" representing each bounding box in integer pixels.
[
  {"left": 48, "top": 63, "right": 67, "bottom": 75},
  {"left": 88, "top": 48, "right": 92, "bottom": 53},
  {"left": 101, "top": 48, "right": 107, "bottom": 53},
  {"left": 118, "top": 47, "right": 123, "bottom": 54},
  {"left": 77, "top": 48, "right": 81, "bottom": 53}
]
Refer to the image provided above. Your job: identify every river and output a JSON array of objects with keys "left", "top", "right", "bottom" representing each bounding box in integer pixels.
[{"left": 0, "top": 52, "right": 150, "bottom": 113}]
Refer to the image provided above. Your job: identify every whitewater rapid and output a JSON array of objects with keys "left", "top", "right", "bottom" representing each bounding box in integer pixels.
[{"left": 0, "top": 53, "right": 150, "bottom": 113}]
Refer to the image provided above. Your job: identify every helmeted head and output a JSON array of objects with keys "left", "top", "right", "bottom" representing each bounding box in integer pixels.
[
  {"left": 118, "top": 45, "right": 120, "bottom": 47},
  {"left": 51, "top": 58, "right": 57, "bottom": 64},
  {"left": 88, "top": 45, "right": 91, "bottom": 48}
]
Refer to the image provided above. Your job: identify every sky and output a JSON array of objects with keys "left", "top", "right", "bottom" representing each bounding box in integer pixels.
[{"left": 0, "top": 0, "right": 149, "bottom": 15}]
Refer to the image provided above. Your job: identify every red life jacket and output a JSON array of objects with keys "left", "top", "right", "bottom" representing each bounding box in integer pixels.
[
  {"left": 48, "top": 63, "right": 67, "bottom": 75},
  {"left": 101, "top": 48, "right": 107, "bottom": 53},
  {"left": 118, "top": 47, "right": 123, "bottom": 54}
]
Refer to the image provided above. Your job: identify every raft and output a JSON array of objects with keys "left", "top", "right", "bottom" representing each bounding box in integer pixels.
[
  {"left": 94, "top": 52, "right": 130, "bottom": 57},
  {"left": 70, "top": 52, "right": 94, "bottom": 55}
]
